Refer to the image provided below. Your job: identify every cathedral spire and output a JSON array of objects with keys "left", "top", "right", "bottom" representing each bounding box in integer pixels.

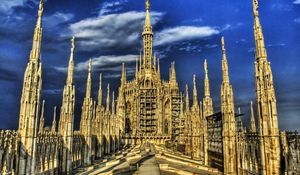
[
  {"left": 220, "top": 37, "right": 237, "bottom": 174},
  {"left": 142, "top": 0, "right": 153, "bottom": 69},
  {"left": 221, "top": 37, "right": 230, "bottom": 83},
  {"left": 39, "top": 100, "right": 45, "bottom": 133},
  {"left": 136, "top": 57, "right": 139, "bottom": 78},
  {"left": 252, "top": 1, "right": 280, "bottom": 173},
  {"left": 180, "top": 93, "right": 184, "bottom": 115},
  {"left": 237, "top": 107, "right": 244, "bottom": 132},
  {"left": 154, "top": 53, "right": 157, "bottom": 70},
  {"left": 86, "top": 59, "right": 92, "bottom": 98},
  {"left": 253, "top": 0, "right": 267, "bottom": 60},
  {"left": 145, "top": 0, "right": 151, "bottom": 29},
  {"left": 98, "top": 74, "right": 102, "bottom": 106},
  {"left": 30, "top": 0, "right": 44, "bottom": 62},
  {"left": 157, "top": 58, "right": 161, "bottom": 78},
  {"left": 106, "top": 84, "right": 110, "bottom": 112},
  {"left": 139, "top": 51, "right": 142, "bottom": 71},
  {"left": 185, "top": 84, "right": 190, "bottom": 112},
  {"left": 170, "top": 62, "right": 177, "bottom": 86},
  {"left": 193, "top": 74, "right": 198, "bottom": 107},
  {"left": 17, "top": 2, "right": 44, "bottom": 172},
  {"left": 204, "top": 59, "right": 211, "bottom": 98},
  {"left": 112, "top": 91, "right": 115, "bottom": 115},
  {"left": 51, "top": 106, "right": 57, "bottom": 133},
  {"left": 121, "top": 63, "right": 126, "bottom": 86},
  {"left": 66, "top": 36, "right": 75, "bottom": 85},
  {"left": 250, "top": 101, "right": 257, "bottom": 132}
]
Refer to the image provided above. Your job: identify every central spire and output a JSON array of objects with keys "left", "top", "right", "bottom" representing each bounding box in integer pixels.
[{"left": 143, "top": 0, "right": 153, "bottom": 69}]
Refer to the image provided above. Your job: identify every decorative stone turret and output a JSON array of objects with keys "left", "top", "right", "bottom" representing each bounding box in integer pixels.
[
  {"left": 220, "top": 37, "right": 237, "bottom": 175},
  {"left": 252, "top": 1, "right": 281, "bottom": 174},
  {"left": 17, "top": 0, "right": 44, "bottom": 174}
]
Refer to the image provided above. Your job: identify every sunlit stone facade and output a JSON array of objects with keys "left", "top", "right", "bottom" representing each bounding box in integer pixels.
[{"left": 0, "top": 0, "right": 299, "bottom": 174}]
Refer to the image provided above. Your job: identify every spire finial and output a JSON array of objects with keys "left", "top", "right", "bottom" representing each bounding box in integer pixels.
[
  {"left": 158, "top": 58, "right": 160, "bottom": 72},
  {"left": 38, "top": 0, "right": 44, "bottom": 19},
  {"left": 29, "top": 0, "right": 44, "bottom": 62},
  {"left": 112, "top": 91, "right": 115, "bottom": 114},
  {"left": 67, "top": 36, "right": 75, "bottom": 85},
  {"left": 185, "top": 84, "right": 190, "bottom": 112},
  {"left": 146, "top": 0, "right": 150, "bottom": 11},
  {"left": 121, "top": 63, "right": 126, "bottom": 85},
  {"left": 51, "top": 106, "right": 57, "bottom": 133},
  {"left": 106, "top": 83, "right": 110, "bottom": 112},
  {"left": 180, "top": 93, "right": 183, "bottom": 115},
  {"left": 170, "top": 62, "right": 177, "bottom": 84},
  {"left": 204, "top": 59, "right": 208, "bottom": 76},
  {"left": 88, "top": 59, "right": 92, "bottom": 74},
  {"left": 252, "top": 0, "right": 267, "bottom": 60},
  {"left": 139, "top": 52, "right": 142, "bottom": 71},
  {"left": 39, "top": 100, "right": 45, "bottom": 133},
  {"left": 71, "top": 36, "right": 75, "bottom": 48},
  {"left": 237, "top": 107, "right": 243, "bottom": 132},
  {"left": 136, "top": 57, "right": 139, "bottom": 77},
  {"left": 86, "top": 59, "right": 92, "bottom": 98},
  {"left": 204, "top": 59, "right": 211, "bottom": 97},
  {"left": 221, "top": 36, "right": 226, "bottom": 56},
  {"left": 221, "top": 37, "right": 230, "bottom": 83},
  {"left": 250, "top": 101, "right": 257, "bottom": 132},
  {"left": 253, "top": 0, "right": 259, "bottom": 17},
  {"left": 143, "top": 0, "right": 153, "bottom": 69},
  {"left": 98, "top": 73, "right": 102, "bottom": 106},
  {"left": 154, "top": 53, "right": 157, "bottom": 69},
  {"left": 193, "top": 74, "right": 198, "bottom": 107}
]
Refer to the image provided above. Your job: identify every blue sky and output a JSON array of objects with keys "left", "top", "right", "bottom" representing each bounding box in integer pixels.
[{"left": 0, "top": 0, "right": 299, "bottom": 131}]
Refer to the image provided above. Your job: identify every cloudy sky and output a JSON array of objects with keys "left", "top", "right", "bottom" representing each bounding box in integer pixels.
[{"left": 0, "top": 0, "right": 299, "bottom": 131}]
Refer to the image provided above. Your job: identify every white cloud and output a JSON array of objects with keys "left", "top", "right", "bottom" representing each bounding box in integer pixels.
[
  {"left": 271, "top": 4, "right": 292, "bottom": 11},
  {"left": 99, "top": 0, "right": 128, "bottom": 16},
  {"left": 294, "top": 17, "right": 300, "bottom": 23},
  {"left": 0, "top": 0, "right": 41, "bottom": 14},
  {"left": 293, "top": 0, "right": 300, "bottom": 4},
  {"left": 103, "top": 68, "right": 135, "bottom": 79},
  {"left": 154, "top": 26, "right": 219, "bottom": 46},
  {"left": 0, "top": 0, "right": 26, "bottom": 13},
  {"left": 55, "top": 54, "right": 139, "bottom": 72},
  {"left": 44, "top": 12, "right": 74, "bottom": 28},
  {"left": 69, "top": 11, "right": 163, "bottom": 51}
]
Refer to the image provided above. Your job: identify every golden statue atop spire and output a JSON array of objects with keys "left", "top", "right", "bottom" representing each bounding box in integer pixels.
[
  {"left": 252, "top": 0, "right": 267, "bottom": 60},
  {"left": 250, "top": 101, "right": 256, "bottom": 133},
  {"left": 253, "top": 0, "right": 259, "bottom": 16},
  {"left": 51, "top": 106, "right": 57, "bottom": 133},
  {"left": 204, "top": 59, "right": 211, "bottom": 97},
  {"left": 29, "top": 0, "right": 44, "bottom": 62},
  {"left": 71, "top": 36, "right": 75, "bottom": 49},
  {"left": 143, "top": 0, "right": 153, "bottom": 69},
  {"left": 98, "top": 73, "right": 102, "bottom": 106},
  {"left": 146, "top": 0, "right": 150, "bottom": 11},
  {"left": 221, "top": 36, "right": 226, "bottom": 57},
  {"left": 106, "top": 84, "right": 110, "bottom": 112},
  {"left": 193, "top": 74, "right": 198, "bottom": 107},
  {"left": 221, "top": 37, "right": 229, "bottom": 83},
  {"left": 86, "top": 59, "right": 92, "bottom": 98},
  {"left": 67, "top": 36, "right": 75, "bottom": 85},
  {"left": 38, "top": 0, "right": 44, "bottom": 18}
]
